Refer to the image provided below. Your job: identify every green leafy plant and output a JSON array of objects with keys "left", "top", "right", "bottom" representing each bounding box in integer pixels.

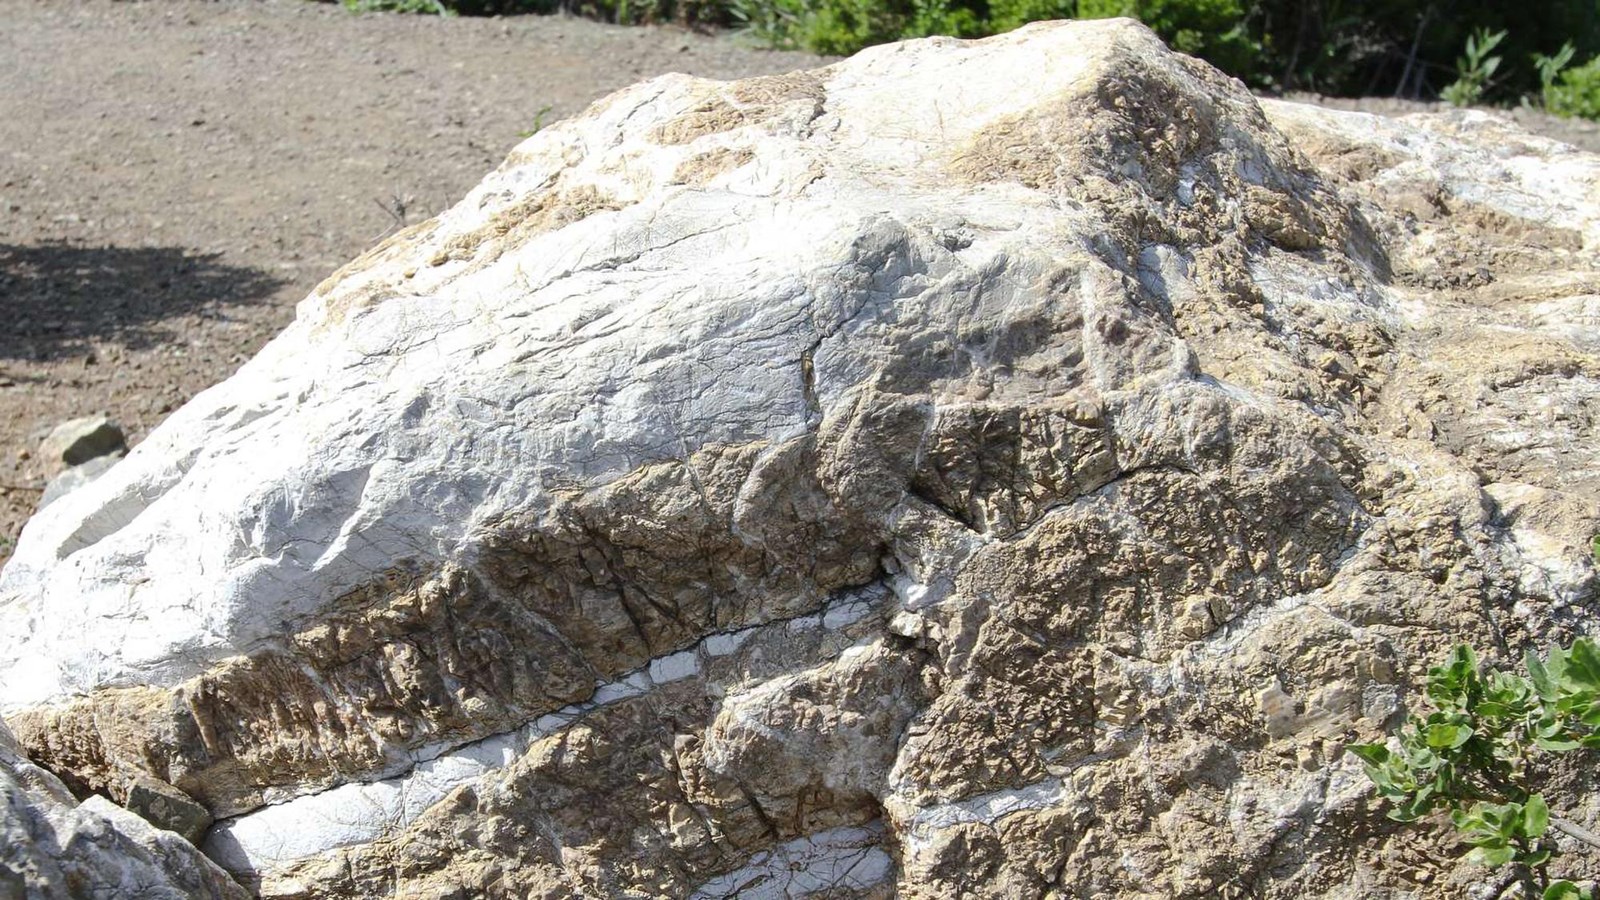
[
  {"left": 724, "top": 0, "right": 794, "bottom": 47},
  {"left": 985, "top": 0, "right": 1075, "bottom": 35},
  {"left": 1351, "top": 641, "right": 1600, "bottom": 899},
  {"left": 516, "top": 105, "right": 555, "bottom": 139},
  {"left": 317, "top": 0, "right": 1600, "bottom": 104},
  {"left": 905, "top": 0, "right": 981, "bottom": 39},
  {"left": 1078, "top": 0, "right": 1260, "bottom": 78},
  {"left": 727, "top": 0, "right": 914, "bottom": 54},
  {"left": 1546, "top": 57, "right": 1600, "bottom": 121},
  {"left": 1535, "top": 43, "right": 1579, "bottom": 94},
  {"left": 1441, "top": 27, "right": 1506, "bottom": 107}
]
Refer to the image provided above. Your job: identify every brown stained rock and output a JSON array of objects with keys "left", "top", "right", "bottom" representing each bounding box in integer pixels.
[{"left": 672, "top": 147, "right": 756, "bottom": 187}]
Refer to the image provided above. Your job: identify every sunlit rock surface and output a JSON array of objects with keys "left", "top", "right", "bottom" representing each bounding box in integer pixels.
[{"left": 2, "top": 18, "right": 1597, "bottom": 898}]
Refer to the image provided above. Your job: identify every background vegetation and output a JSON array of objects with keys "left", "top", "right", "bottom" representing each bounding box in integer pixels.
[{"left": 339, "top": 0, "right": 1600, "bottom": 114}]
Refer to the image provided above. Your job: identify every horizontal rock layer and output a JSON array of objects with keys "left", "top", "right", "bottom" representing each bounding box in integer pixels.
[{"left": 2, "top": 17, "right": 1598, "bottom": 899}]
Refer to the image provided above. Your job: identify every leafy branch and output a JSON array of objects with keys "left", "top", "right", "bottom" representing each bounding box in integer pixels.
[
  {"left": 1441, "top": 27, "right": 1506, "bottom": 107},
  {"left": 1351, "top": 640, "right": 1600, "bottom": 900}
]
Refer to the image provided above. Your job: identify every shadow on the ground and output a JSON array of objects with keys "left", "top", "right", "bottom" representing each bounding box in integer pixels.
[{"left": 0, "top": 242, "right": 284, "bottom": 361}]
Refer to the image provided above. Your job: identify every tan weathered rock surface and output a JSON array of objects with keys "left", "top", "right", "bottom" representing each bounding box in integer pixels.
[{"left": 1, "top": 18, "right": 1598, "bottom": 898}]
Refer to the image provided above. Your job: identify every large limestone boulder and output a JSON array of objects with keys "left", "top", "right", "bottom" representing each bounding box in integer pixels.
[{"left": 2, "top": 17, "right": 1598, "bottom": 898}]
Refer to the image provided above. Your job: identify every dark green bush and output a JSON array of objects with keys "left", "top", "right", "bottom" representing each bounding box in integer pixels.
[
  {"left": 343, "top": 0, "right": 457, "bottom": 12},
  {"left": 985, "top": 0, "right": 1072, "bottom": 35},
  {"left": 721, "top": 0, "right": 1598, "bottom": 106},
  {"left": 341, "top": 0, "right": 720, "bottom": 27},
  {"left": 1547, "top": 57, "right": 1600, "bottom": 119},
  {"left": 725, "top": 0, "right": 982, "bottom": 53},
  {"left": 331, "top": 0, "right": 1600, "bottom": 115},
  {"left": 1079, "top": 0, "right": 1260, "bottom": 79},
  {"left": 344, "top": 0, "right": 542, "bottom": 13}
]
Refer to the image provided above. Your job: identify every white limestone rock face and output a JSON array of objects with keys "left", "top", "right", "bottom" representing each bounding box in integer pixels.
[{"left": 3, "top": 18, "right": 1599, "bottom": 899}]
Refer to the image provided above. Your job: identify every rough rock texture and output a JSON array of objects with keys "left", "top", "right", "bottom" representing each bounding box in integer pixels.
[
  {"left": 2, "top": 18, "right": 1598, "bottom": 899},
  {"left": 124, "top": 772, "right": 214, "bottom": 846},
  {"left": 0, "top": 720, "right": 248, "bottom": 899}
]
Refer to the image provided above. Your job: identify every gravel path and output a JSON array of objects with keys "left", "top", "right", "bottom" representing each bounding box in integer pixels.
[{"left": 1, "top": 2, "right": 1595, "bottom": 563}]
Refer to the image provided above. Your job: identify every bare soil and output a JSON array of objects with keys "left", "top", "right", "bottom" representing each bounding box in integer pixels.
[{"left": 1, "top": 1, "right": 1595, "bottom": 563}]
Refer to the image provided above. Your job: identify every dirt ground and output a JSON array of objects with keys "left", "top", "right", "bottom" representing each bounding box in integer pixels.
[{"left": 1, "top": 2, "right": 1596, "bottom": 564}]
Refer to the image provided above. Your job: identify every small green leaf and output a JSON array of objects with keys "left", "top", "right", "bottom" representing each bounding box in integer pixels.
[
  {"left": 1363, "top": 768, "right": 1394, "bottom": 789},
  {"left": 1347, "top": 743, "right": 1390, "bottom": 766},
  {"left": 1425, "top": 723, "right": 1473, "bottom": 749},
  {"left": 1524, "top": 794, "right": 1550, "bottom": 839},
  {"left": 1475, "top": 701, "right": 1511, "bottom": 718},
  {"left": 1466, "top": 801, "right": 1526, "bottom": 839},
  {"left": 1468, "top": 844, "right": 1516, "bottom": 867},
  {"left": 1567, "top": 639, "right": 1600, "bottom": 689},
  {"left": 1529, "top": 650, "right": 1557, "bottom": 699},
  {"left": 1580, "top": 703, "right": 1600, "bottom": 727},
  {"left": 1407, "top": 745, "right": 1440, "bottom": 769},
  {"left": 1547, "top": 645, "right": 1571, "bottom": 689},
  {"left": 1388, "top": 805, "right": 1423, "bottom": 823},
  {"left": 1545, "top": 881, "right": 1584, "bottom": 900}
]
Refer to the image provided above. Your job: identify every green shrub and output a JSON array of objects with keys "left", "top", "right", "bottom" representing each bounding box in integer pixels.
[
  {"left": 1546, "top": 57, "right": 1600, "bottom": 120},
  {"left": 327, "top": 0, "right": 1600, "bottom": 111},
  {"left": 1351, "top": 641, "right": 1600, "bottom": 899},
  {"left": 986, "top": 0, "right": 1074, "bottom": 36},
  {"left": 341, "top": 0, "right": 714, "bottom": 25},
  {"left": 1078, "top": 0, "right": 1260, "bottom": 78},
  {"left": 1441, "top": 27, "right": 1506, "bottom": 108},
  {"left": 727, "top": 0, "right": 982, "bottom": 54},
  {"left": 343, "top": 0, "right": 457, "bottom": 12},
  {"left": 726, "top": 0, "right": 901, "bottom": 53},
  {"left": 1535, "top": 42, "right": 1579, "bottom": 95},
  {"left": 905, "top": 0, "right": 983, "bottom": 39}
]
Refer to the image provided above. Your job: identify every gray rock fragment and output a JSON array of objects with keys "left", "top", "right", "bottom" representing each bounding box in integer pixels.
[
  {"left": 0, "top": 719, "right": 246, "bottom": 899},
  {"left": 38, "top": 415, "right": 125, "bottom": 471},
  {"left": 123, "top": 773, "right": 214, "bottom": 846}
]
